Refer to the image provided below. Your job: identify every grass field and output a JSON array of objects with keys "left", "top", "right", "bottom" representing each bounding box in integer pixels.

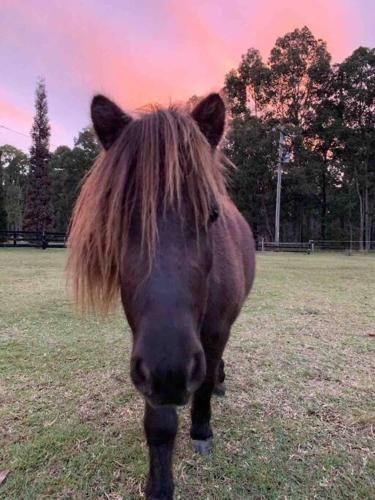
[{"left": 0, "top": 250, "right": 374, "bottom": 499}]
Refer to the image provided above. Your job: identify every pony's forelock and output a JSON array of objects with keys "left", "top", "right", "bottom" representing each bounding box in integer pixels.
[{"left": 66, "top": 105, "right": 228, "bottom": 315}]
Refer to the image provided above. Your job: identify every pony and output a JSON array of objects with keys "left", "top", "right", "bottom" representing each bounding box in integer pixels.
[{"left": 67, "top": 93, "right": 255, "bottom": 499}]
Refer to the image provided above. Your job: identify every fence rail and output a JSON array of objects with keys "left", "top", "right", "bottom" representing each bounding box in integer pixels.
[
  {"left": 311, "top": 240, "right": 375, "bottom": 251},
  {"left": 0, "top": 231, "right": 66, "bottom": 248},
  {"left": 1, "top": 232, "right": 375, "bottom": 253},
  {"left": 257, "top": 239, "right": 375, "bottom": 253},
  {"left": 257, "top": 241, "right": 312, "bottom": 253}
]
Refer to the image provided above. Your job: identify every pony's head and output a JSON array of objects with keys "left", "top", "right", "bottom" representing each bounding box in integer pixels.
[{"left": 67, "top": 93, "right": 227, "bottom": 406}]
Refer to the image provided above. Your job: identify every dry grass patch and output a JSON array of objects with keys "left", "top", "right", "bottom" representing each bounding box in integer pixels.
[{"left": 0, "top": 249, "right": 374, "bottom": 498}]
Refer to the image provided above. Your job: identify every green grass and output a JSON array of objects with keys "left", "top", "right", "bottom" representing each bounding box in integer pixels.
[{"left": 0, "top": 249, "right": 374, "bottom": 499}]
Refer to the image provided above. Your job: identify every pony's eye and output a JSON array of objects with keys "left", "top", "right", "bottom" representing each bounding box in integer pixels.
[{"left": 209, "top": 205, "right": 219, "bottom": 223}]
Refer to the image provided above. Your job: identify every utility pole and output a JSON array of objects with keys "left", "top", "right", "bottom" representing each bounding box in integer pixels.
[{"left": 275, "top": 129, "right": 284, "bottom": 244}]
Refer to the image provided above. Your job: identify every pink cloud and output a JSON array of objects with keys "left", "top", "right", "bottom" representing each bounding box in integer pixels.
[
  {"left": 0, "top": 98, "right": 31, "bottom": 127},
  {"left": 1, "top": 0, "right": 361, "bottom": 106},
  {"left": 0, "top": 0, "right": 368, "bottom": 151}
]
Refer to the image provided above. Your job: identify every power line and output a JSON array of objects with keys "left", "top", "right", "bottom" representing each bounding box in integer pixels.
[
  {"left": 0, "top": 124, "right": 58, "bottom": 148},
  {"left": 0, "top": 124, "right": 29, "bottom": 138}
]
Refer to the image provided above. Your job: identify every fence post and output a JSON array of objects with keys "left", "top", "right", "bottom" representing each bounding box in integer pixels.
[
  {"left": 308, "top": 240, "right": 315, "bottom": 254},
  {"left": 13, "top": 231, "right": 17, "bottom": 247},
  {"left": 261, "top": 237, "right": 265, "bottom": 252},
  {"left": 42, "top": 231, "right": 48, "bottom": 250},
  {"left": 348, "top": 238, "right": 353, "bottom": 256}
]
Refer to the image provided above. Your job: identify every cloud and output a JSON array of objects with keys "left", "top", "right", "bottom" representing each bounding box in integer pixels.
[
  {"left": 0, "top": 0, "right": 367, "bottom": 151},
  {"left": 0, "top": 96, "right": 31, "bottom": 150},
  {"left": 0, "top": 98, "right": 31, "bottom": 128},
  {"left": 1, "top": 0, "right": 361, "bottom": 104}
]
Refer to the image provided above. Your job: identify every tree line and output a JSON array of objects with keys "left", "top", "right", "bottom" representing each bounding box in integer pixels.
[
  {"left": 223, "top": 27, "right": 374, "bottom": 249},
  {"left": 0, "top": 27, "right": 374, "bottom": 247},
  {"left": 0, "top": 79, "right": 99, "bottom": 234}
]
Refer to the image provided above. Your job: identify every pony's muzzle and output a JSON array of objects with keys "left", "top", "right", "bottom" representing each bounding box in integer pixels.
[{"left": 130, "top": 350, "right": 206, "bottom": 406}]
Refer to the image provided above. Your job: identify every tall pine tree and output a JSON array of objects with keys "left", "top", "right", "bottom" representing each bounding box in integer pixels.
[{"left": 23, "top": 79, "right": 53, "bottom": 232}]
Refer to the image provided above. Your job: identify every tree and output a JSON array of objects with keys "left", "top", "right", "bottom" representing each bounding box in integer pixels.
[
  {"left": 50, "top": 127, "right": 99, "bottom": 232},
  {"left": 1, "top": 145, "right": 28, "bottom": 230},
  {"left": 304, "top": 70, "right": 344, "bottom": 240},
  {"left": 336, "top": 47, "right": 375, "bottom": 249},
  {"left": 225, "top": 28, "right": 331, "bottom": 124},
  {"left": 186, "top": 95, "right": 202, "bottom": 112},
  {"left": 224, "top": 115, "right": 277, "bottom": 239},
  {"left": 225, "top": 27, "right": 338, "bottom": 241},
  {"left": 264, "top": 27, "right": 331, "bottom": 127},
  {"left": 23, "top": 79, "right": 54, "bottom": 232},
  {"left": 0, "top": 151, "right": 8, "bottom": 236},
  {"left": 225, "top": 49, "right": 269, "bottom": 117},
  {"left": 50, "top": 145, "right": 73, "bottom": 232}
]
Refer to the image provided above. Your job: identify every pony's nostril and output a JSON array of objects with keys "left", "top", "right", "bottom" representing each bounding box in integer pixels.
[
  {"left": 187, "top": 351, "right": 206, "bottom": 392},
  {"left": 131, "top": 357, "right": 150, "bottom": 389}
]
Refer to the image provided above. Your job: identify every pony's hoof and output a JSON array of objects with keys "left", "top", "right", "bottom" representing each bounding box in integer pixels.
[
  {"left": 213, "top": 382, "right": 226, "bottom": 397},
  {"left": 192, "top": 438, "right": 213, "bottom": 455}
]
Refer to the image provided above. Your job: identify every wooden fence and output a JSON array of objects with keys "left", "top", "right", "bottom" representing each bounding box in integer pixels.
[
  {"left": 0, "top": 231, "right": 66, "bottom": 248},
  {"left": 2, "top": 232, "right": 374, "bottom": 253},
  {"left": 257, "top": 239, "right": 375, "bottom": 253}
]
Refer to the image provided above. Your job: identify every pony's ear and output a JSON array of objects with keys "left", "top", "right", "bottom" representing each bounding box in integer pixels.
[
  {"left": 91, "top": 95, "right": 132, "bottom": 150},
  {"left": 191, "top": 93, "right": 225, "bottom": 148}
]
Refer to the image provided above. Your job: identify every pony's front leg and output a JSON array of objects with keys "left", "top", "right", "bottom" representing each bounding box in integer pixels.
[
  {"left": 190, "top": 357, "right": 219, "bottom": 455},
  {"left": 144, "top": 402, "right": 178, "bottom": 500},
  {"left": 213, "top": 358, "right": 226, "bottom": 396}
]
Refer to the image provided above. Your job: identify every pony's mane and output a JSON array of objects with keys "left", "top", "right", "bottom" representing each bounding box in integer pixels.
[{"left": 66, "top": 105, "right": 228, "bottom": 314}]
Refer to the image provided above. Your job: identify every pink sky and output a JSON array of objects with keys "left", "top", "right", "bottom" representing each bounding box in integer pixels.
[{"left": 0, "top": 0, "right": 374, "bottom": 151}]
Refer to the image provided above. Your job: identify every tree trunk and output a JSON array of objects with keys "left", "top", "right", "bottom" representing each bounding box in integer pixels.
[
  {"left": 355, "top": 175, "right": 364, "bottom": 251},
  {"left": 321, "top": 157, "right": 327, "bottom": 240},
  {"left": 299, "top": 202, "right": 304, "bottom": 242},
  {"left": 364, "top": 172, "right": 370, "bottom": 251},
  {"left": 261, "top": 193, "right": 273, "bottom": 241}
]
